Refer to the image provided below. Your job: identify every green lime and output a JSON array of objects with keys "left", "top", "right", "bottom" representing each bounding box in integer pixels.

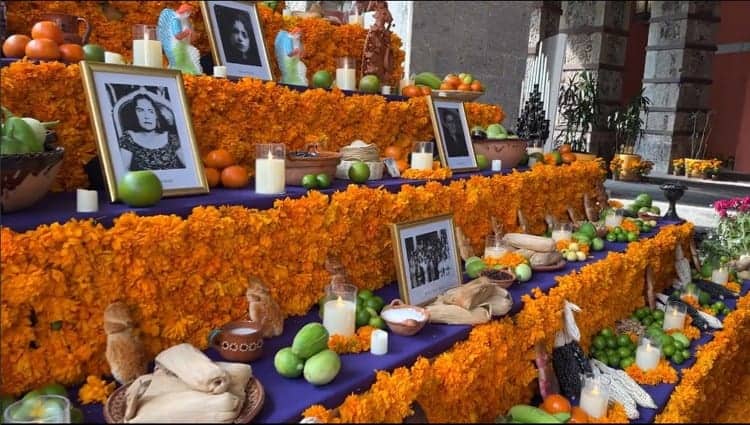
[
  {"left": 614, "top": 226, "right": 624, "bottom": 234},
  {"left": 591, "top": 237, "right": 605, "bottom": 251},
  {"left": 600, "top": 328, "right": 615, "bottom": 338},
  {"left": 606, "top": 348, "right": 617, "bottom": 357},
  {"left": 619, "top": 357, "right": 635, "bottom": 369},
  {"left": 595, "top": 352, "right": 609, "bottom": 364},
  {"left": 660, "top": 334, "right": 674, "bottom": 347},
  {"left": 673, "top": 338, "right": 686, "bottom": 350},
  {"left": 364, "top": 296, "right": 385, "bottom": 313},
  {"left": 617, "top": 346, "right": 632, "bottom": 358},
  {"left": 617, "top": 334, "right": 632, "bottom": 347},
  {"left": 357, "top": 289, "right": 374, "bottom": 301},
  {"left": 368, "top": 315, "right": 386, "bottom": 330},
  {"left": 662, "top": 344, "right": 676, "bottom": 357},
  {"left": 672, "top": 352, "right": 685, "bottom": 364},
  {"left": 642, "top": 225, "right": 652, "bottom": 232},
  {"left": 312, "top": 70, "right": 333, "bottom": 88},
  {"left": 712, "top": 301, "right": 725, "bottom": 312},
  {"left": 606, "top": 233, "right": 617, "bottom": 242},
  {"left": 608, "top": 353, "right": 621, "bottom": 367},
  {"left": 39, "top": 383, "right": 67, "bottom": 397},
  {"left": 653, "top": 309, "right": 665, "bottom": 320},
  {"left": 699, "top": 291, "right": 712, "bottom": 306},
  {"left": 642, "top": 316, "right": 653, "bottom": 326},
  {"left": 627, "top": 232, "right": 638, "bottom": 242},
  {"left": 606, "top": 336, "right": 618, "bottom": 349},
  {"left": 635, "top": 307, "right": 649, "bottom": 319},
  {"left": 301, "top": 174, "right": 318, "bottom": 189},
  {"left": 315, "top": 173, "right": 332, "bottom": 189},
  {"left": 593, "top": 335, "right": 607, "bottom": 350},
  {"left": 356, "top": 308, "right": 371, "bottom": 327},
  {"left": 681, "top": 349, "right": 690, "bottom": 359},
  {"left": 616, "top": 233, "right": 628, "bottom": 243}
]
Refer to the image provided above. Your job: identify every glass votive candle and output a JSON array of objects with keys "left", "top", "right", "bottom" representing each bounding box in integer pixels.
[
  {"left": 579, "top": 373, "right": 610, "bottom": 419},
  {"left": 322, "top": 282, "right": 357, "bottom": 337},
  {"left": 4, "top": 394, "right": 71, "bottom": 423},
  {"left": 680, "top": 284, "right": 700, "bottom": 303},
  {"left": 604, "top": 210, "right": 624, "bottom": 228},
  {"left": 550, "top": 222, "right": 573, "bottom": 242},
  {"left": 663, "top": 300, "right": 687, "bottom": 330},
  {"left": 483, "top": 234, "right": 505, "bottom": 260},
  {"left": 132, "top": 24, "right": 162, "bottom": 68},
  {"left": 635, "top": 335, "right": 661, "bottom": 371},
  {"left": 336, "top": 57, "right": 357, "bottom": 91},
  {"left": 411, "top": 141, "right": 434, "bottom": 170},
  {"left": 255, "top": 143, "right": 286, "bottom": 195},
  {"left": 711, "top": 266, "right": 729, "bottom": 285}
]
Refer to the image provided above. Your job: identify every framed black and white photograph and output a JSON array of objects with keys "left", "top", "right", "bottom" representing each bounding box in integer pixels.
[
  {"left": 80, "top": 61, "right": 208, "bottom": 202},
  {"left": 390, "top": 213, "right": 462, "bottom": 306},
  {"left": 200, "top": 1, "right": 273, "bottom": 81},
  {"left": 427, "top": 99, "right": 479, "bottom": 172}
]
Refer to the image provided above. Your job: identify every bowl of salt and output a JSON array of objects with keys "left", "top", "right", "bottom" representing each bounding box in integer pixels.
[{"left": 380, "top": 299, "right": 429, "bottom": 336}]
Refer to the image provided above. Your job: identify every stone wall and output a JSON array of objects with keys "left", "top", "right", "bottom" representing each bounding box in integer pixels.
[{"left": 410, "top": 1, "right": 534, "bottom": 126}]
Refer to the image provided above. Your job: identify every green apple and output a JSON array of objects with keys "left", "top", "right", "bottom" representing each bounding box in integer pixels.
[
  {"left": 82, "top": 44, "right": 106, "bottom": 62},
  {"left": 476, "top": 154, "right": 490, "bottom": 170},
  {"left": 461, "top": 73, "right": 474, "bottom": 84},
  {"left": 118, "top": 170, "right": 163, "bottom": 207},
  {"left": 358, "top": 75, "right": 380, "bottom": 93},
  {"left": 515, "top": 263, "right": 532, "bottom": 282},
  {"left": 312, "top": 70, "right": 333, "bottom": 89},
  {"left": 348, "top": 161, "right": 370, "bottom": 183}
]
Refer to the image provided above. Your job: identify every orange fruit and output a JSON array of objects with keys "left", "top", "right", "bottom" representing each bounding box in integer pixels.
[
  {"left": 205, "top": 167, "right": 221, "bottom": 188},
  {"left": 384, "top": 145, "right": 403, "bottom": 160},
  {"left": 204, "top": 149, "right": 235, "bottom": 169},
  {"left": 562, "top": 152, "right": 577, "bottom": 164},
  {"left": 402, "top": 85, "right": 421, "bottom": 98},
  {"left": 569, "top": 407, "right": 590, "bottom": 423},
  {"left": 439, "top": 82, "right": 455, "bottom": 90},
  {"left": 444, "top": 75, "right": 461, "bottom": 87},
  {"left": 220, "top": 165, "right": 249, "bottom": 188},
  {"left": 420, "top": 85, "right": 431, "bottom": 95},
  {"left": 432, "top": 160, "right": 441, "bottom": 170},
  {"left": 457, "top": 83, "right": 471, "bottom": 91},
  {"left": 395, "top": 159, "right": 408, "bottom": 173},
  {"left": 470, "top": 80, "right": 483, "bottom": 92},
  {"left": 31, "top": 21, "right": 64, "bottom": 44},
  {"left": 25, "top": 38, "right": 60, "bottom": 60},
  {"left": 541, "top": 394, "right": 571, "bottom": 414},
  {"left": 2, "top": 34, "right": 31, "bottom": 58},
  {"left": 58, "top": 43, "right": 84, "bottom": 62},
  {"left": 559, "top": 144, "right": 572, "bottom": 154}
]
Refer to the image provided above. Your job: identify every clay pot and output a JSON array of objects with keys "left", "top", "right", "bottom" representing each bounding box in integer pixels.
[
  {"left": 380, "top": 299, "right": 429, "bottom": 336},
  {"left": 39, "top": 13, "right": 91, "bottom": 45},
  {"left": 472, "top": 139, "right": 527, "bottom": 168},
  {"left": 209, "top": 320, "right": 264, "bottom": 362},
  {"left": 1, "top": 141, "right": 64, "bottom": 213},
  {"left": 285, "top": 151, "right": 341, "bottom": 186}
]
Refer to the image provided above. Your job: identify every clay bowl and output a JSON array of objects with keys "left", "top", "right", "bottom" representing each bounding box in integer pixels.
[
  {"left": 1, "top": 133, "right": 64, "bottom": 213},
  {"left": 285, "top": 151, "right": 342, "bottom": 186},
  {"left": 209, "top": 320, "right": 264, "bottom": 362},
  {"left": 471, "top": 138, "right": 528, "bottom": 168},
  {"left": 479, "top": 268, "right": 516, "bottom": 289},
  {"left": 380, "top": 299, "right": 429, "bottom": 336}
]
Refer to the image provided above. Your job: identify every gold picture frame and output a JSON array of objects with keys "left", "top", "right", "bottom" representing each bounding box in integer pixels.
[
  {"left": 427, "top": 98, "right": 479, "bottom": 172},
  {"left": 200, "top": 0, "right": 274, "bottom": 81},
  {"left": 80, "top": 61, "right": 209, "bottom": 202},
  {"left": 390, "top": 213, "right": 463, "bottom": 306}
]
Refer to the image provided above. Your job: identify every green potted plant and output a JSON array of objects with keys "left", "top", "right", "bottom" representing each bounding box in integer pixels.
[
  {"left": 554, "top": 71, "right": 600, "bottom": 161},
  {"left": 607, "top": 88, "right": 650, "bottom": 178}
]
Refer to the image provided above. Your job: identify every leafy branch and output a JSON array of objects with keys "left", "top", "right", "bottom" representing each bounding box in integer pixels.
[
  {"left": 607, "top": 88, "right": 650, "bottom": 154},
  {"left": 555, "top": 72, "right": 600, "bottom": 153}
]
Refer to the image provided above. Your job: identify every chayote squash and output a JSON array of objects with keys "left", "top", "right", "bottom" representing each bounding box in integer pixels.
[
  {"left": 291, "top": 322, "right": 329, "bottom": 360},
  {"left": 303, "top": 349, "right": 341, "bottom": 386},
  {"left": 274, "top": 347, "right": 304, "bottom": 378}
]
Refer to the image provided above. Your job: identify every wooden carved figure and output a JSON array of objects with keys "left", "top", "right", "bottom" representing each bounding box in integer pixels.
[{"left": 356, "top": 1, "right": 393, "bottom": 83}]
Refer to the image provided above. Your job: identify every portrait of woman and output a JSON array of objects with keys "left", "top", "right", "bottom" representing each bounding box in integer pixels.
[
  {"left": 215, "top": 4, "right": 261, "bottom": 66},
  {"left": 117, "top": 91, "right": 186, "bottom": 171}
]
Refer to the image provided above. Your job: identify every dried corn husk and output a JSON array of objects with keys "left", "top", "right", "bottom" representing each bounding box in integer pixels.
[
  {"left": 426, "top": 304, "right": 492, "bottom": 325},
  {"left": 426, "top": 277, "right": 512, "bottom": 324},
  {"left": 503, "top": 233, "right": 556, "bottom": 252},
  {"left": 440, "top": 277, "right": 496, "bottom": 310},
  {"left": 455, "top": 226, "right": 475, "bottom": 261}
]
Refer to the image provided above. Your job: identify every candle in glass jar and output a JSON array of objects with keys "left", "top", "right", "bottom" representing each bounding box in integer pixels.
[
  {"left": 635, "top": 338, "right": 661, "bottom": 371},
  {"left": 483, "top": 246, "right": 505, "bottom": 260},
  {"left": 604, "top": 211, "right": 624, "bottom": 228},
  {"left": 663, "top": 301, "right": 686, "bottom": 330},
  {"left": 336, "top": 57, "right": 357, "bottom": 91},
  {"left": 711, "top": 267, "right": 729, "bottom": 285},
  {"left": 132, "top": 25, "right": 162, "bottom": 68},
  {"left": 348, "top": 13, "right": 364, "bottom": 27},
  {"left": 370, "top": 329, "right": 388, "bottom": 355},
  {"left": 410, "top": 153, "right": 433, "bottom": 170},
  {"left": 323, "top": 296, "right": 356, "bottom": 337},
  {"left": 255, "top": 152, "right": 285, "bottom": 194},
  {"left": 579, "top": 375, "right": 610, "bottom": 419}
]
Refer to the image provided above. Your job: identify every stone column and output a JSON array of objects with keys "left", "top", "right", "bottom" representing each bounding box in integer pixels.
[
  {"left": 638, "top": 1, "right": 719, "bottom": 174},
  {"left": 522, "top": 1, "right": 562, "bottom": 129},
  {"left": 557, "top": 1, "right": 630, "bottom": 159}
]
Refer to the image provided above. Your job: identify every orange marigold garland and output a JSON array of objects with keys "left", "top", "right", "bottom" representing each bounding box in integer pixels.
[
  {"left": 484, "top": 252, "right": 528, "bottom": 268},
  {"left": 666, "top": 315, "right": 701, "bottom": 340},
  {"left": 401, "top": 167, "right": 453, "bottom": 180},
  {"left": 78, "top": 375, "right": 115, "bottom": 405},
  {"left": 624, "top": 360, "right": 678, "bottom": 385},
  {"left": 598, "top": 402, "right": 630, "bottom": 423},
  {"left": 327, "top": 326, "right": 376, "bottom": 354},
  {"left": 726, "top": 281, "right": 741, "bottom": 294}
]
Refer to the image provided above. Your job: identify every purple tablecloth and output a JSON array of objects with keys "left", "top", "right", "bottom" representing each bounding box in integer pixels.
[
  {"left": 59, "top": 221, "right": 697, "bottom": 423},
  {"left": 1, "top": 168, "right": 522, "bottom": 233}
]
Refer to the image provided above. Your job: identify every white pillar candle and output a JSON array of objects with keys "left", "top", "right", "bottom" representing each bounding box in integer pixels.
[
  {"left": 133, "top": 38, "right": 163, "bottom": 68},
  {"left": 104, "top": 51, "right": 125, "bottom": 64},
  {"left": 410, "top": 152, "right": 433, "bottom": 170},
  {"left": 491, "top": 159, "right": 502, "bottom": 171},
  {"left": 483, "top": 246, "right": 505, "bottom": 260},
  {"left": 336, "top": 68, "right": 357, "bottom": 91},
  {"left": 322, "top": 297, "right": 356, "bottom": 337},
  {"left": 255, "top": 153, "right": 285, "bottom": 194},
  {"left": 635, "top": 340, "right": 661, "bottom": 371},
  {"left": 76, "top": 189, "right": 99, "bottom": 213},
  {"left": 662, "top": 306, "right": 686, "bottom": 330},
  {"left": 370, "top": 329, "right": 388, "bottom": 355},
  {"left": 381, "top": 85, "right": 392, "bottom": 95},
  {"left": 579, "top": 384, "right": 609, "bottom": 419},
  {"left": 213, "top": 66, "right": 227, "bottom": 78},
  {"left": 711, "top": 268, "right": 729, "bottom": 285},
  {"left": 551, "top": 230, "right": 573, "bottom": 242}
]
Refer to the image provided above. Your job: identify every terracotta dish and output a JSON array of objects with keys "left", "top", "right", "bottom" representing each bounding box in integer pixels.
[
  {"left": 1, "top": 141, "right": 64, "bottom": 213},
  {"left": 380, "top": 299, "right": 429, "bottom": 336},
  {"left": 285, "top": 151, "right": 341, "bottom": 186},
  {"left": 479, "top": 268, "right": 516, "bottom": 289},
  {"left": 472, "top": 138, "right": 528, "bottom": 168},
  {"left": 209, "top": 320, "right": 264, "bottom": 363}
]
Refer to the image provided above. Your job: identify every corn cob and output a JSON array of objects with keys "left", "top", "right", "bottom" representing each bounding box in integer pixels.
[
  {"left": 591, "top": 359, "right": 657, "bottom": 409},
  {"left": 693, "top": 279, "right": 739, "bottom": 299}
]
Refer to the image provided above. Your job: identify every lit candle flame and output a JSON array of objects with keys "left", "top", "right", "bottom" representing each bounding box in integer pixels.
[
  {"left": 268, "top": 150, "right": 273, "bottom": 160},
  {"left": 336, "top": 295, "right": 343, "bottom": 305}
]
